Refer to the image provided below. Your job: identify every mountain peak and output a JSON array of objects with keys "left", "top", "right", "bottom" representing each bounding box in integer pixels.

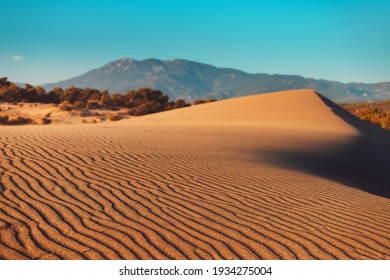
[{"left": 106, "top": 57, "right": 136, "bottom": 66}]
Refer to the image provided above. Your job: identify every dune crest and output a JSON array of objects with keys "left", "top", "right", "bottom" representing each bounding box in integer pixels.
[
  {"left": 139, "top": 89, "right": 358, "bottom": 133},
  {"left": 0, "top": 89, "right": 389, "bottom": 259}
]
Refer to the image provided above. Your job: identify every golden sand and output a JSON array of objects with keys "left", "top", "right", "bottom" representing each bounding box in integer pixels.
[{"left": 0, "top": 90, "right": 389, "bottom": 259}]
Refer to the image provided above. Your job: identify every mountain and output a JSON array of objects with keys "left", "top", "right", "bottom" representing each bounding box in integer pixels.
[{"left": 43, "top": 58, "right": 390, "bottom": 102}]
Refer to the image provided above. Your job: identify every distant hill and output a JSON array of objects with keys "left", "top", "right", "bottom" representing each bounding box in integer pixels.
[{"left": 43, "top": 58, "right": 390, "bottom": 102}]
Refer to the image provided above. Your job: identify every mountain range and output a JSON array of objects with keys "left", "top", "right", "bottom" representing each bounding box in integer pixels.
[{"left": 43, "top": 58, "right": 390, "bottom": 102}]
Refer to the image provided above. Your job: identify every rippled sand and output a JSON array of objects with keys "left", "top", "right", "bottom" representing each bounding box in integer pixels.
[{"left": 1, "top": 89, "right": 389, "bottom": 259}]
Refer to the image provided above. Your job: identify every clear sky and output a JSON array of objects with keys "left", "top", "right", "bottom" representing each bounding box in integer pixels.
[{"left": 1, "top": 0, "right": 389, "bottom": 84}]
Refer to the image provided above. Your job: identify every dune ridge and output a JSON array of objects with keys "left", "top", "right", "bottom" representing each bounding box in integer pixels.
[{"left": 0, "top": 89, "right": 389, "bottom": 259}]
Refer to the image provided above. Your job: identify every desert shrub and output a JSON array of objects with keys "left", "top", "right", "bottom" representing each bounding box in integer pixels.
[
  {"left": 0, "top": 115, "right": 9, "bottom": 124},
  {"left": 80, "top": 110, "right": 92, "bottom": 117},
  {"left": 342, "top": 101, "right": 390, "bottom": 131},
  {"left": 108, "top": 114, "right": 123, "bottom": 121},
  {"left": 13, "top": 116, "right": 33, "bottom": 125},
  {"left": 73, "top": 101, "right": 85, "bottom": 109},
  {"left": 194, "top": 99, "right": 218, "bottom": 105},
  {"left": 1, "top": 116, "right": 33, "bottom": 125},
  {"left": 127, "top": 105, "right": 148, "bottom": 116},
  {"left": 194, "top": 100, "right": 207, "bottom": 105},
  {"left": 357, "top": 107, "right": 390, "bottom": 130},
  {"left": 127, "top": 100, "right": 167, "bottom": 116},
  {"left": 165, "top": 99, "right": 190, "bottom": 110},
  {"left": 86, "top": 100, "right": 101, "bottom": 109},
  {"left": 0, "top": 76, "right": 194, "bottom": 117},
  {"left": 41, "top": 118, "right": 52, "bottom": 125},
  {"left": 171, "top": 99, "right": 191, "bottom": 109},
  {"left": 59, "top": 101, "right": 72, "bottom": 111}
]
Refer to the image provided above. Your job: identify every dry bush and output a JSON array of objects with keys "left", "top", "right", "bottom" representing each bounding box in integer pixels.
[
  {"left": 34, "top": 118, "right": 52, "bottom": 125},
  {"left": 86, "top": 101, "right": 101, "bottom": 109},
  {"left": 59, "top": 101, "right": 72, "bottom": 111},
  {"left": 41, "top": 118, "right": 52, "bottom": 125},
  {"left": 1, "top": 77, "right": 195, "bottom": 119},
  {"left": 73, "top": 101, "right": 85, "bottom": 109},
  {"left": 357, "top": 108, "right": 390, "bottom": 130},
  {"left": 194, "top": 100, "right": 207, "bottom": 105},
  {"left": 0, "top": 115, "right": 33, "bottom": 125},
  {"left": 108, "top": 114, "right": 123, "bottom": 121},
  {"left": 343, "top": 101, "right": 390, "bottom": 131},
  {"left": 0, "top": 115, "right": 9, "bottom": 124},
  {"left": 80, "top": 110, "right": 93, "bottom": 117},
  {"left": 194, "top": 99, "right": 218, "bottom": 105}
]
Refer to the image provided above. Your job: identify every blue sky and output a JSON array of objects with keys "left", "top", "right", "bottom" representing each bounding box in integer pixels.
[{"left": 1, "top": 0, "right": 389, "bottom": 84}]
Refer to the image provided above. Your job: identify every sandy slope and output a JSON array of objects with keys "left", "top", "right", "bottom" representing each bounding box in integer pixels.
[{"left": 0, "top": 89, "right": 389, "bottom": 259}]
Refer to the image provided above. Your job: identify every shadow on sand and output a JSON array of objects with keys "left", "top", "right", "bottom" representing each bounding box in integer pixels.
[{"left": 258, "top": 93, "right": 390, "bottom": 198}]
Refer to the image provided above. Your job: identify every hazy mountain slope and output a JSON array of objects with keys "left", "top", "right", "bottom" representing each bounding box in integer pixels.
[{"left": 43, "top": 58, "right": 390, "bottom": 102}]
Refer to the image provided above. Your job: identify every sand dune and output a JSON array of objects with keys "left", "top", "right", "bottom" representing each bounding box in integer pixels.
[{"left": 0, "top": 89, "right": 389, "bottom": 259}]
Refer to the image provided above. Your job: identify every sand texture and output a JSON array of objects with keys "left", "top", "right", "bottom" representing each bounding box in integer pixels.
[{"left": 0, "top": 89, "right": 389, "bottom": 259}]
